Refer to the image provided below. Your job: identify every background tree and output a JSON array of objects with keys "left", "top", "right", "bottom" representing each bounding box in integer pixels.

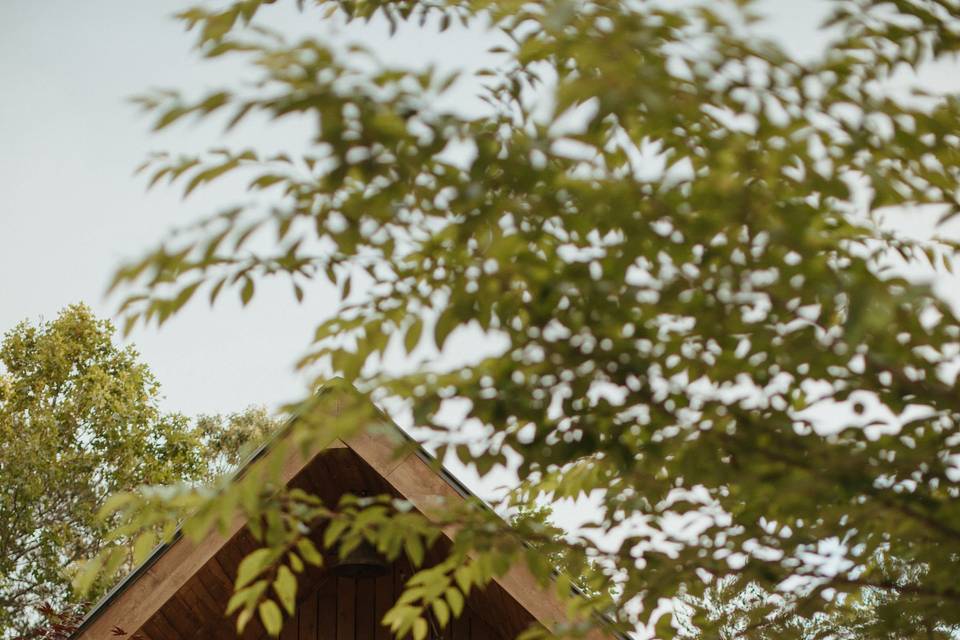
[
  {"left": 87, "top": 0, "right": 960, "bottom": 638},
  {"left": 0, "top": 304, "right": 280, "bottom": 638}
]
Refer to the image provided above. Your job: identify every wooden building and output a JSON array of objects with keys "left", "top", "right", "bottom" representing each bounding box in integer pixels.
[{"left": 71, "top": 387, "right": 614, "bottom": 640}]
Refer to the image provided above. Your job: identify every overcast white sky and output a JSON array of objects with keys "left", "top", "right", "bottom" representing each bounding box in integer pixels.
[
  {"left": 0, "top": 1, "right": 514, "bottom": 418},
  {"left": 0, "top": 0, "right": 843, "bottom": 418}
]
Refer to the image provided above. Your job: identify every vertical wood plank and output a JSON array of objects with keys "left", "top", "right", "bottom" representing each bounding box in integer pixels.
[
  {"left": 157, "top": 597, "right": 201, "bottom": 638},
  {"left": 216, "top": 528, "right": 259, "bottom": 584},
  {"left": 451, "top": 613, "right": 470, "bottom": 640},
  {"left": 132, "top": 627, "right": 156, "bottom": 640},
  {"left": 393, "top": 555, "right": 411, "bottom": 605},
  {"left": 280, "top": 604, "right": 299, "bottom": 640},
  {"left": 373, "top": 565, "right": 394, "bottom": 640},
  {"left": 355, "top": 578, "right": 376, "bottom": 639},
  {"left": 318, "top": 586, "right": 338, "bottom": 639},
  {"left": 180, "top": 573, "right": 221, "bottom": 621},
  {"left": 470, "top": 614, "right": 498, "bottom": 640},
  {"left": 242, "top": 615, "right": 269, "bottom": 640},
  {"left": 141, "top": 615, "right": 176, "bottom": 640},
  {"left": 186, "top": 603, "right": 266, "bottom": 640},
  {"left": 195, "top": 568, "right": 229, "bottom": 623},
  {"left": 204, "top": 557, "right": 237, "bottom": 606},
  {"left": 336, "top": 578, "right": 356, "bottom": 640},
  {"left": 299, "top": 587, "right": 318, "bottom": 640},
  {"left": 393, "top": 558, "right": 415, "bottom": 640}
]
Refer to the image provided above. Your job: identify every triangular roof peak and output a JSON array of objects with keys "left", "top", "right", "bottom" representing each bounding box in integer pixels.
[{"left": 72, "top": 384, "right": 611, "bottom": 640}]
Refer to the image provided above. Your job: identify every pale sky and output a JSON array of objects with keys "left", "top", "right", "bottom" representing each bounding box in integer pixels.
[
  {"left": 0, "top": 0, "right": 839, "bottom": 418},
  {"left": 0, "top": 0, "right": 503, "bottom": 417}
]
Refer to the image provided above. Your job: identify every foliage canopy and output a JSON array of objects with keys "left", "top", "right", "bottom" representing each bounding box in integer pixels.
[
  {"left": 0, "top": 305, "right": 278, "bottom": 638},
  {"left": 90, "top": 0, "right": 960, "bottom": 638}
]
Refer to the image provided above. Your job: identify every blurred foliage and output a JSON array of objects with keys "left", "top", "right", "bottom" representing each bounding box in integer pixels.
[
  {"left": 0, "top": 305, "right": 280, "bottom": 638},
  {"left": 510, "top": 504, "right": 614, "bottom": 603},
  {"left": 82, "top": 0, "right": 960, "bottom": 637}
]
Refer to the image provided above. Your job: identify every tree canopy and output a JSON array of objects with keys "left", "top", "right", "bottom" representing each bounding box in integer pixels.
[
  {"left": 0, "top": 305, "right": 279, "bottom": 638},
  {"left": 85, "top": 1, "right": 960, "bottom": 638}
]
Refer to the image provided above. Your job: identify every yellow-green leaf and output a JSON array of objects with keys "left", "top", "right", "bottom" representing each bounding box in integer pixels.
[
  {"left": 273, "top": 565, "right": 298, "bottom": 615},
  {"left": 259, "top": 599, "right": 284, "bottom": 636},
  {"left": 236, "top": 548, "right": 272, "bottom": 589},
  {"left": 297, "top": 537, "right": 323, "bottom": 566}
]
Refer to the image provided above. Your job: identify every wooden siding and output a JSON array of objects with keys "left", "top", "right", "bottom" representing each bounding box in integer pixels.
[
  {"left": 130, "top": 447, "right": 526, "bottom": 640},
  {"left": 272, "top": 556, "right": 504, "bottom": 640},
  {"left": 135, "top": 545, "right": 506, "bottom": 639},
  {"left": 74, "top": 387, "right": 604, "bottom": 640}
]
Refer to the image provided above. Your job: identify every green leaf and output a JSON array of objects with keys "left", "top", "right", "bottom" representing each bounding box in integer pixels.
[
  {"left": 71, "top": 554, "right": 104, "bottom": 597},
  {"left": 97, "top": 492, "right": 135, "bottom": 520},
  {"left": 431, "top": 598, "right": 450, "bottom": 627},
  {"left": 445, "top": 587, "right": 464, "bottom": 617},
  {"left": 405, "top": 318, "right": 423, "bottom": 354},
  {"left": 296, "top": 538, "right": 323, "bottom": 566},
  {"left": 404, "top": 536, "right": 424, "bottom": 567},
  {"left": 236, "top": 548, "right": 272, "bottom": 589},
  {"left": 209, "top": 277, "right": 228, "bottom": 305},
  {"left": 454, "top": 566, "right": 472, "bottom": 594},
  {"left": 132, "top": 531, "right": 158, "bottom": 565},
  {"left": 236, "top": 608, "right": 254, "bottom": 633},
  {"left": 227, "top": 580, "right": 267, "bottom": 615},
  {"left": 273, "top": 565, "right": 298, "bottom": 615},
  {"left": 172, "top": 280, "right": 202, "bottom": 312},
  {"left": 324, "top": 519, "right": 350, "bottom": 549},
  {"left": 259, "top": 599, "right": 284, "bottom": 636},
  {"left": 412, "top": 617, "right": 428, "bottom": 640},
  {"left": 655, "top": 611, "right": 675, "bottom": 639},
  {"left": 434, "top": 306, "right": 458, "bottom": 351},
  {"left": 240, "top": 277, "right": 255, "bottom": 306},
  {"left": 288, "top": 551, "right": 304, "bottom": 573}
]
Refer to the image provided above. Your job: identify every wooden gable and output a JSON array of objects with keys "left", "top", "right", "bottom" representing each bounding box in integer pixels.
[{"left": 71, "top": 389, "right": 610, "bottom": 640}]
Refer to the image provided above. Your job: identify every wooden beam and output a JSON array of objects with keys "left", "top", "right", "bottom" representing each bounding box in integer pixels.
[
  {"left": 73, "top": 439, "right": 345, "bottom": 640},
  {"left": 342, "top": 433, "right": 611, "bottom": 640}
]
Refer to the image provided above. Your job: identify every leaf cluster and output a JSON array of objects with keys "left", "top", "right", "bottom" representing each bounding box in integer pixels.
[
  {"left": 0, "top": 306, "right": 280, "bottom": 638},
  {"left": 96, "top": 0, "right": 960, "bottom": 638}
]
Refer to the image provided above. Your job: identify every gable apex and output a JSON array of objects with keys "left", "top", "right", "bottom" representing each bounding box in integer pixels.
[{"left": 71, "top": 383, "right": 613, "bottom": 640}]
